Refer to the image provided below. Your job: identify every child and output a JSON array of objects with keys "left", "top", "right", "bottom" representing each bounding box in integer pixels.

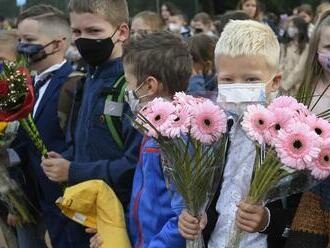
[
  {"left": 179, "top": 20, "right": 301, "bottom": 248},
  {"left": 237, "top": 0, "right": 260, "bottom": 20},
  {"left": 14, "top": 4, "right": 89, "bottom": 247},
  {"left": 90, "top": 31, "right": 193, "bottom": 248},
  {"left": 42, "top": 0, "right": 142, "bottom": 212},
  {"left": 297, "top": 4, "right": 315, "bottom": 38},
  {"left": 186, "top": 33, "right": 218, "bottom": 99},
  {"left": 191, "top": 12, "right": 215, "bottom": 36},
  {"left": 131, "top": 11, "right": 164, "bottom": 36},
  {"left": 280, "top": 16, "right": 309, "bottom": 94},
  {"left": 285, "top": 10, "right": 330, "bottom": 248}
]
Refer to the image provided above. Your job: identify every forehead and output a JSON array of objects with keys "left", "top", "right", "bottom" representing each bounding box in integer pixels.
[
  {"left": 217, "top": 55, "right": 271, "bottom": 77},
  {"left": 131, "top": 18, "right": 146, "bottom": 29},
  {"left": 18, "top": 19, "right": 40, "bottom": 35},
  {"left": 244, "top": 0, "right": 256, "bottom": 5},
  {"left": 70, "top": 12, "right": 112, "bottom": 29}
]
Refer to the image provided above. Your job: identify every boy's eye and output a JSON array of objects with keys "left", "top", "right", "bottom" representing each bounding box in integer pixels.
[
  {"left": 246, "top": 77, "right": 261, "bottom": 83},
  {"left": 72, "top": 29, "right": 81, "bottom": 36}
]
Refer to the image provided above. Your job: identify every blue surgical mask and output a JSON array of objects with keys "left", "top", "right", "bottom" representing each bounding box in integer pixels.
[
  {"left": 124, "top": 80, "right": 151, "bottom": 113},
  {"left": 17, "top": 40, "right": 56, "bottom": 64}
]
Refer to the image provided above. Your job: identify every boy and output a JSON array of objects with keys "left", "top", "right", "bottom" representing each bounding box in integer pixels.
[
  {"left": 42, "top": 0, "right": 142, "bottom": 213},
  {"left": 179, "top": 20, "right": 300, "bottom": 248},
  {"left": 90, "top": 31, "right": 193, "bottom": 248},
  {"left": 14, "top": 4, "right": 89, "bottom": 247}
]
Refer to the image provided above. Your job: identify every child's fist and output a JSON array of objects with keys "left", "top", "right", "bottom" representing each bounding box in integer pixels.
[
  {"left": 178, "top": 209, "right": 207, "bottom": 240},
  {"left": 235, "top": 202, "right": 270, "bottom": 233}
]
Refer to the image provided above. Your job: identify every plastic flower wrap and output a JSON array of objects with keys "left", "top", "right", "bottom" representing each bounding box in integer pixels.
[
  {"left": 0, "top": 121, "right": 37, "bottom": 225},
  {"left": 131, "top": 92, "right": 229, "bottom": 248},
  {"left": 0, "top": 60, "right": 47, "bottom": 157},
  {"left": 228, "top": 96, "right": 330, "bottom": 248}
]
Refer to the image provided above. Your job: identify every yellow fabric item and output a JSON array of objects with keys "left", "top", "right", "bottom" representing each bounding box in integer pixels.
[
  {"left": 0, "top": 122, "right": 8, "bottom": 135},
  {"left": 56, "top": 180, "right": 131, "bottom": 248}
]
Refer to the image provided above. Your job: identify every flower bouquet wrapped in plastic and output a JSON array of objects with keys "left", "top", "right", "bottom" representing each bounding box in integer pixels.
[
  {"left": 0, "top": 121, "right": 37, "bottom": 225},
  {"left": 0, "top": 60, "right": 47, "bottom": 157},
  {"left": 131, "top": 92, "right": 229, "bottom": 248},
  {"left": 227, "top": 96, "right": 330, "bottom": 248}
]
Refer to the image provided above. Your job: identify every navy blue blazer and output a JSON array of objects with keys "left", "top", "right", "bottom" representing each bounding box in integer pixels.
[{"left": 13, "top": 61, "right": 89, "bottom": 247}]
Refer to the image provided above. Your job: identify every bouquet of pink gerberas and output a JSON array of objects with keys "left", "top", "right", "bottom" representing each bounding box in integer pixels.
[
  {"left": 132, "top": 92, "right": 230, "bottom": 248},
  {"left": 228, "top": 96, "right": 330, "bottom": 248}
]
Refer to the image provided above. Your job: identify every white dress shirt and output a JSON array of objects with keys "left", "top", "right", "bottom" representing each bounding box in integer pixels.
[
  {"left": 33, "top": 60, "right": 67, "bottom": 117},
  {"left": 208, "top": 118, "right": 268, "bottom": 248}
]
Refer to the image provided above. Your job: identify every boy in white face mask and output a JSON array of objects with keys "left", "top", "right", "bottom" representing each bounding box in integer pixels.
[{"left": 178, "top": 20, "right": 300, "bottom": 248}]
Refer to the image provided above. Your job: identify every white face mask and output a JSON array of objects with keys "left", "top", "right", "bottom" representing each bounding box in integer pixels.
[
  {"left": 287, "top": 27, "right": 298, "bottom": 39},
  {"left": 217, "top": 83, "right": 266, "bottom": 116},
  {"left": 124, "top": 80, "right": 150, "bottom": 113},
  {"left": 168, "top": 23, "right": 181, "bottom": 33}
]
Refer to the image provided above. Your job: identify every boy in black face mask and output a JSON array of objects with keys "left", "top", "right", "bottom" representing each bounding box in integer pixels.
[
  {"left": 13, "top": 4, "right": 90, "bottom": 248},
  {"left": 42, "top": 0, "right": 142, "bottom": 224}
]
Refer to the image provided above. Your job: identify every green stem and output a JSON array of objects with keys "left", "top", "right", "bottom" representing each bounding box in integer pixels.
[{"left": 19, "top": 118, "right": 48, "bottom": 158}]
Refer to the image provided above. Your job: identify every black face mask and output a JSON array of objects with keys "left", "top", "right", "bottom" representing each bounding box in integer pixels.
[
  {"left": 17, "top": 40, "right": 56, "bottom": 64},
  {"left": 75, "top": 29, "right": 118, "bottom": 67}
]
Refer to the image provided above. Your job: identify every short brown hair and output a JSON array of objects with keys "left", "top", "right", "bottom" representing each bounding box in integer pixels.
[
  {"left": 123, "top": 31, "right": 192, "bottom": 95},
  {"left": 68, "top": 0, "right": 129, "bottom": 27},
  {"left": 193, "top": 12, "right": 212, "bottom": 25},
  {"left": 133, "top": 11, "right": 164, "bottom": 32},
  {"left": 17, "top": 4, "right": 71, "bottom": 45}
]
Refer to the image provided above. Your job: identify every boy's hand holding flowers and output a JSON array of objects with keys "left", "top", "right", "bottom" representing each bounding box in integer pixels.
[
  {"left": 42, "top": 157, "right": 70, "bottom": 182},
  {"left": 236, "top": 202, "right": 270, "bottom": 233},
  {"left": 178, "top": 209, "right": 207, "bottom": 240}
]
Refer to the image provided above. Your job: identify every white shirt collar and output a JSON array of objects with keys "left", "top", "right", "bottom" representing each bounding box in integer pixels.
[{"left": 35, "top": 60, "right": 67, "bottom": 83}]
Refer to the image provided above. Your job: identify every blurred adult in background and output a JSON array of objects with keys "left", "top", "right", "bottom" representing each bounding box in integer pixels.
[
  {"left": 131, "top": 11, "right": 164, "bottom": 36},
  {"left": 161, "top": 2, "right": 179, "bottom": 26},
  {"left": 280, "top": 16, "right": 309, "bottom": 94},
  {"left": 186, "top": 33, "right": 217, "bottom": 99},
  {"left": 237, "top": 0, "right": 260, "bottom": 21},
  {"left": 191, "top": 12, "right": 215, "bottom": 37},
  {"left": 168, "top": 10, "right": 190, "bottom": 39},
  {"left": 0, "top": 30, "right": 18, "bottom": 61},
  {"left": 297, "top": 4, "right": 315, "bottom": 37}
]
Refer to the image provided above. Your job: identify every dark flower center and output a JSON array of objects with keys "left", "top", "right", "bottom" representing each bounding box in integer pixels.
[
  {"left": 315, "top": 128, "right": 323, "bottom": 135},
  {"left": 275, "top": 124, "right": 281, "bottom": 130},
  {"left": 174, "top": 117, "right": 180, "bottom": 122},
  {"left": 204, "top": 119, "right": 211, "bottom": 126},
  {"left": 258, "top": 119, "right": 264, "bottom": 125},
  {"left": 155, "top": 115, "right": 161, "bottom": 121},
  {"left": 324, "top": 155, "right": 330, "bottom": 162},
  {"left": 293, "top": 140, "right": 303, "bottom": 149}
]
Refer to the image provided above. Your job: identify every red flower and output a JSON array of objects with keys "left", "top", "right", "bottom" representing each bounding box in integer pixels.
[
  {"left": 0, "top": 80, "right": 9, "bottom": 96},
  {"left": 0, "top": 67, "right": 35, "bottom": 122}
]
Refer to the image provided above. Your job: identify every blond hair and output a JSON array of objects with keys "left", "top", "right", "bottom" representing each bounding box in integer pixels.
[
  {"left": 215, "top": 20, "right": 280, "bottom": 71},
  {"left": 68, "top": 0, "right": 129, "bottom": 27}
]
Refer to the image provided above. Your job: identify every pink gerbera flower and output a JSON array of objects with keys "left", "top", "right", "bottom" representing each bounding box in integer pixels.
[
  {"left": 275, "top": 122, "right": 321, "bottom": 170},
  {"left": 309, "top": 139, "right": 330, "bottom": 180},
  {"left": 268, "top": 96, "right": 300, "bottom": 112},
  {"left": 174, "top": 92, "right": 205, "bottom": 107},
  {"left": 164, "top": 105, "right": 191, "bottom": 138},
  {"left": 144, "top": 98, "right": 176, "bottom": 137},
  {"left": 267, "top": 108, "right": 296, "bottom": 144},
  {"left": 305, "top": 114, "right": 330, "bottom": 139},
  {"left": 242, "top": 104, "right": 273, "bottom": 144},
  {"left": 191, "top": 100, "right": 227, "bottom": 144}
]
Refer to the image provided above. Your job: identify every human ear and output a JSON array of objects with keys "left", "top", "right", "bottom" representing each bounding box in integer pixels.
[
  {"left": 266, "top": 73, "right": 281, "bottom": 93},
  {"left": 145, "top": 76, "right": 163, "bottom": 96},
  {"left": 116, "top": 23, "right": 130, "bottom": 43}
]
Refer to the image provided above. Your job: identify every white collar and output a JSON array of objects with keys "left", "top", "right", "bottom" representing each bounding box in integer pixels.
[{"left": 35, "top": 60, "right": 67, "bottom": 82}]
